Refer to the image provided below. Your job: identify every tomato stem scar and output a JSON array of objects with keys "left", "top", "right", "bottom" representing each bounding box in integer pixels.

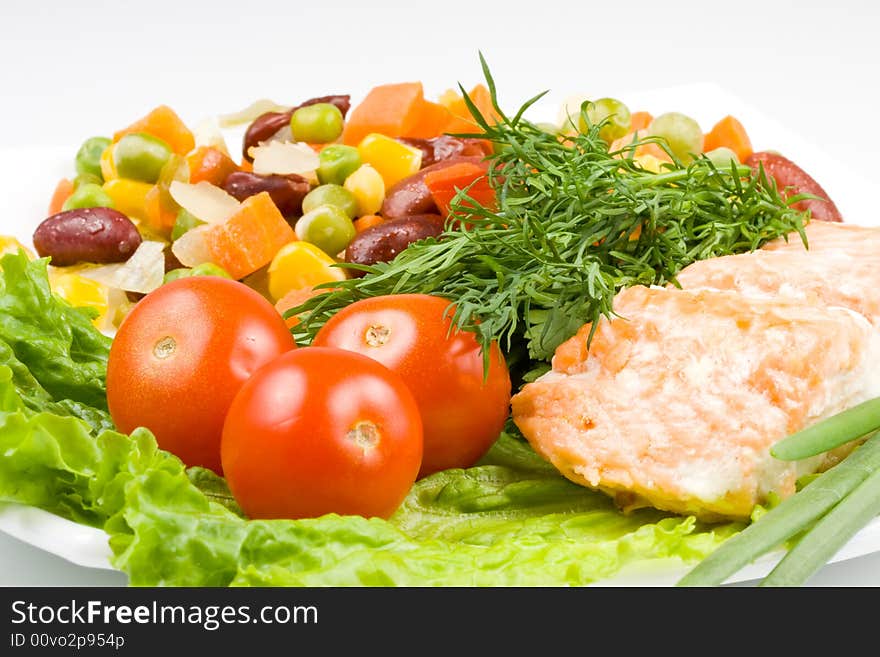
[
  {"left": 153, "top": 336, "right": 177, "bottom": 359},
  {"left": 347, "top": 421, "right": 380, "bottom": 451},
  {"left": 365, "top": 324, "right": 391, "bottom": 347}
]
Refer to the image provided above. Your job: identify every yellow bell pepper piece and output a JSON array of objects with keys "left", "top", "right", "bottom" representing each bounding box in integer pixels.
[
  {"left": 0, "top": 236, "right": 34, "bottom": 259},
  {"left": 103, "top": 179, "right": 153, "bottom": 221},
  {"left": 267, "top": 241, "right": 347, "bottom": 301},
  {"left": 49, "top": 268, "right": 111, "bottom": 329},
  {"left": 343, "top": 164, "right": 385, "bottom": 216},
  {"left": 356, "top": 133, "right": 422, "bottom": 188},
  {"left": 100, "top": 145, "right": 118, "bottom": 182}
]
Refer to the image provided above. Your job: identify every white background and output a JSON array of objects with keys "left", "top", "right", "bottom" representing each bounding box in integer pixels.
[{"left": 2, "top": 0, "right": 880, "bottom": 586}]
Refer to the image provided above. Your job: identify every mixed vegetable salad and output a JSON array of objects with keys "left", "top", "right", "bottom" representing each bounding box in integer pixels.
[{"left": 0, "top": 58, "right": 851, "bottom": 585}]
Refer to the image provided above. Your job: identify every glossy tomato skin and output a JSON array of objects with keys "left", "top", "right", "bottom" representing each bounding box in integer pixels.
[
  {"left": 106, "top": 276, "right": 296, "bottom": 474},
  {"left": 221, "top": 347, "right": 423, "bottom": 520},
  {"left": 312, "top": 294, "right": 511, "bottom": 477}
]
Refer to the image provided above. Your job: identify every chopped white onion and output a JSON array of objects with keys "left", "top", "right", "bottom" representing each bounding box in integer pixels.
[
  {"left": 193, "top": 117, "right": 230, "bottom": 156},
  {"left": 169, "top": 181, "right": 240, "bottom": 225},
  {"left": 80, "top": 241, "right": 166, "bottom": 294},
  {"left": 249, "top": 141, "right": 319, "bottom": 176},
  {"left": 218, "top": 99, "right": 291, "bottom": 128},
  {"left": 171, "top": 225, "right": 213, "bottom": 268}
]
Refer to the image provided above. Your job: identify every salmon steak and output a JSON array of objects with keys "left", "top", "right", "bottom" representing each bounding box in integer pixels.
[
  {"left": 676, "top": 222, "right": 880, "bottom": 326},
  {"left": 511, "top": 284, "right": 880, "bottom": 520}
]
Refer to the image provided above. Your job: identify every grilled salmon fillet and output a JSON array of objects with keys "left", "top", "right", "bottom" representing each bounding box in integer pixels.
[
  {"left": 676, "top": 222, "right": 880, "bottom": 325},
  {"left": 511, "top": 285, "right": 880, "bottom": 520}
]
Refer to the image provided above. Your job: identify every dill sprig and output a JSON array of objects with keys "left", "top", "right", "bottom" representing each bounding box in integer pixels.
[{"left": 291, "top": 55, "right": 806, "bottom": 367}]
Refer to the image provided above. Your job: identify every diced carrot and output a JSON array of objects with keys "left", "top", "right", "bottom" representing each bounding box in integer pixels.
[
  {"left": 204, "top": 192, "right": 295, "bottom": 279},
  {"left": 406, "top": 99, "right": 454, "bottom": 139},
  {"left": 442, "top": 84, "right": 499, "bottom": 134},
  {"left": 353, "top": 214, "right": 384, "bottom": 233},
  {"left": 630, "top": 111, "right": 653, "bottom": 132},
  {"left": 113, "top": 105, "right": 195, "bottom": 156},
  {"left": 275, "top": 286, "right": 333, "bottom": 329},
  {"left": 423, "top": 161, "right": 494, "bottom": 217},
  {"left": 48, "top": 178, "right": 74, "bottom": 215},
  {"left": 186, "top": 146, "right": 239, "bottom": 186},
  {"left": 703, "top": 115, "right": 753, "bottom": 162},
  {"left": 342, "top": 82, "right": 427, "bottom": 146}
]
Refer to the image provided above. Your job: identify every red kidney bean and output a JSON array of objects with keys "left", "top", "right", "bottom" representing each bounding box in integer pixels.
[
  {"left": 242, "top": 112, "right": 290, "bottom": 162},
  {"left": 399, "top": 136, "right": 492, "bottom": 168},
  {"left": 381, "top": 156, "right": 486, "bottom": 220},
  {"left": 344, "top": 215, "right": 444, "bottom": 275},
  {"left": 222, "top": 171, "right": 311, "bottom": 217},
  {"left": 745, "top": 151, "right": 843, "bottom": 222},
  {"left": 33, "top": 207, "right": 142, "bottom": 266},
  {"left": 242, "top": 94, "right": 351, "bottom": 161}
]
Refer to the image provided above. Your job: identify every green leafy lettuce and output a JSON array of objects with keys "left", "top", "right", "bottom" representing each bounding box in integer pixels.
[{"left": 0, "top": 251, "right": 742, "bottom": 586}]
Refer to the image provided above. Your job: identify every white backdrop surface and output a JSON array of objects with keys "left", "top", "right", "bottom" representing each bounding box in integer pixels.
[{"left": 2, "top": 0, "right": 880, "bottom": 586}]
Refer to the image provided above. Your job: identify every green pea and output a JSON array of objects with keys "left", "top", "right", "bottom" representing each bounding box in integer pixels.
[
  {"left": 75, "top": 136, "right": 111, "bottom": 181},
  {"left": 578, "top": 98, "right": 631, "bottom": 144},
  {"left": 72, "top": 172, "right": 104, "bottom": 190},
  {"left": 62, "top": 183, "right": 115, "bottom": 211},
  {"left": 704, "top": 146, "right": 740, "bottom": 170},
  {"left": 648, "top": 112, "right": 704, "bottom": 164},
  {"left": 191, "top": 262, "right": 232, "bottom": 279},
  {"left": 113, "top": 133, "right": 173, "bottom": 183},
  {"left": 163, "top": 268, "right": 193, "bottom": 285},
  {"left": 171, "top": 208, "right": 206, "bottom": 241},
  {"left": 290, "top": 103, "right": 344, "bottom": 144},
  {"left": 301, "top": 184, "right": 358, "bottom": 219},
  {"left": 295, "top": 204, "right": 356, "bottom": 256},
  {"left": 317, "top": 145, "right": 362, "bottom": 185}
]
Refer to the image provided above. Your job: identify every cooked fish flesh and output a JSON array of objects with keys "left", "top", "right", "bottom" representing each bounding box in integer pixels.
[
  {"left": 511, "top": 285, "right": 880, "bottom": 520},
  {"left": 676, "top": 221, "right": 880, "bottom": 325}
]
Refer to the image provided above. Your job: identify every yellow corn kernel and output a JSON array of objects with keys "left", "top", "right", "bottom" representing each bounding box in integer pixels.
[
  {"left": 0, "top": 235, "right": 34, "bottom": 259},
  {"left": 343, "top": 164, "right": 385, "bottom": 216},
  {"left": 100, "top": 145, "right": 118, "bottom": 182},
  {"left": 49, "top": 268, "right": 110, "bottom": 328},
  {"left": 103, "top": 179, "right": 153, "bottom": 221},
  {"left": 267, "top": 241, "right": 347, "bottom": 301},
  {"left": 356, "top": 133, "right": 422, "bottom": 188}
]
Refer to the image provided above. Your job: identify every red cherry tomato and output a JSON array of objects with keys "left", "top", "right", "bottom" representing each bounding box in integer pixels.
[
  {"left": 221, "top": 347, "right": 423, "bottom": 520},
  {"left": 106, "top": 277, "right": 296, "bottom": 473},
  {"left": 312, "top": 293, "right": 511, "bottom": 477}
]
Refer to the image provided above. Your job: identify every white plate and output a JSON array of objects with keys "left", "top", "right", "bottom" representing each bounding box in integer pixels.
[{"left": 1, "top": 84, "right": 878, "bottom": 585}]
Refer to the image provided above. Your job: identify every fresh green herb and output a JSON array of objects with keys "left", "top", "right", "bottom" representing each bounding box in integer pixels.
[
  {"left": 677, "top": 432, "right": 880, "bottom": 587},
  {"left": 771, "top": 397, "right": 880, "bottom": 461},
  {"left": 290, "top": 55, "right": 806, "bottom": 367}
]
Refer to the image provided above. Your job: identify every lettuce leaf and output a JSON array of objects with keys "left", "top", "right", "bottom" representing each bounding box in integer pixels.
[
  {"left": 0, "top": 251, "right": 743, "bottom": 585},
  {"left": 0, "top": 252, "right": 112, "bottom": 430}
]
